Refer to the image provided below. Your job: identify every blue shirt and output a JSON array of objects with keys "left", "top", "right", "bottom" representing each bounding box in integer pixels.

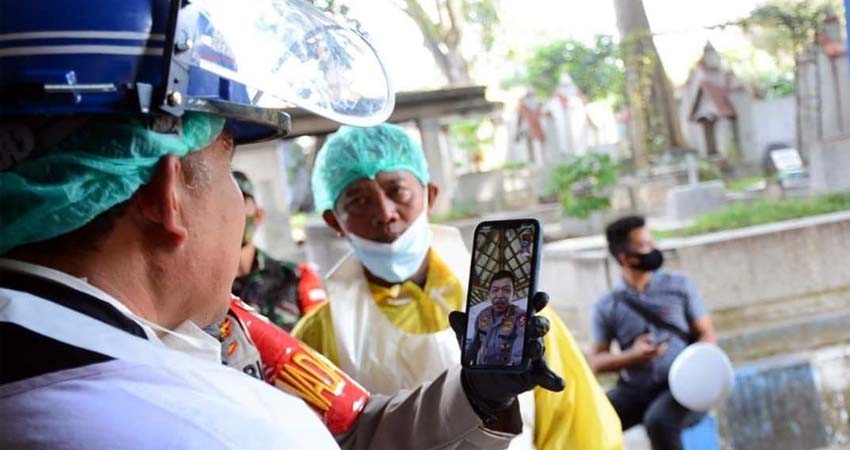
[{"left": 591, "top": 271, "right": 707, "bottom": 388}]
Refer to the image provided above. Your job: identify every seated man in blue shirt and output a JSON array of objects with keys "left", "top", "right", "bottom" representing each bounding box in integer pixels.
[{"left": 588, "top": 216, "right": 717, "bottom": 450}]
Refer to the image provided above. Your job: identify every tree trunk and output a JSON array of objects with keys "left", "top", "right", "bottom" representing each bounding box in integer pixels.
[
  {"left": 400, "top": 0, "right": 473, "bottom": 85},
  {"left": 794, "top": 61, "right": 804, "bottom": 158},
  {"left": 613, "top": 0, "right": 685, "bottom": 169},
  {"left": 420, "top": 33, "right": 472, "bottom": 84},
  {"left": 795, "top": 45, "right": 821, "bottom": 162}
]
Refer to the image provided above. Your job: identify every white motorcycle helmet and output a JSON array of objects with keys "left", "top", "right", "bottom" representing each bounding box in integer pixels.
[{"left": 668, "top": 342, "right": 735, "bottom": 412}]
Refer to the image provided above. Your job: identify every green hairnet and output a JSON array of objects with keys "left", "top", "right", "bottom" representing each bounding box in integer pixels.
[
  {"left": 0, "top": 112, "right": 225, "bottom": 254},
  {"left": 311, "top": 123, "right": 430, "bottom": 211}
]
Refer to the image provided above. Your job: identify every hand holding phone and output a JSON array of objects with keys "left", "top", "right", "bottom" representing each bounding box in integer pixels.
[
  {"left": 449, "top": 292, "right": 564, "bottom": 424},
  {"left": 461, "top": 219, "right": 542, "bottom": 370},
  {"left": 631, "top": 333, "right": 668, "bottom": 363},
  {"left": 451, "top": 218, "right": 565, "bottom": 423}
]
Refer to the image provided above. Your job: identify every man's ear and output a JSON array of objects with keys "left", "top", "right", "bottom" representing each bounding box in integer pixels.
[
  {"left": 426, "top": 183, "right": 439, "bottom": 215},
  {"left": 322, "top": 210, "right": 344, "bottom": 237},
  {"left": 254, "top": 207, "right": 267, "bottom": 226},
  {"left": 136, "top": 154, "right": 189, "bottom": 246}
]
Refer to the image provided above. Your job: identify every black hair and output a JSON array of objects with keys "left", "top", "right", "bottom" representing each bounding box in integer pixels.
[
  {"left": 232, "top": 170, "right": 249, "bottom": 184},
  {"left": 489, "top": 270, "right": 516, "bottom": 288},
  {"left": 605, "top": 215, "right": 646, "bottom": 260}
]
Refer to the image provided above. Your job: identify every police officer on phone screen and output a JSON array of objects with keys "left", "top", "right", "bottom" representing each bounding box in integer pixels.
[{"left": 466, "top": 271, "right": 527, "bottom": 366}]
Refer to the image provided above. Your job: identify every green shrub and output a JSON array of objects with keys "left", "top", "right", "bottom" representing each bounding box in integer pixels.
[
  {"left": 725, "top": 176, "right": 767, "bottom": 192},
  {"left": 698, "top": 160, "right": 722, "bottom": 181},
  {"left": 548, "top": 153, "right": 617, "bottom": 219},
  {"left": 663, "top": 192, "right": 850, "bottom": 237}
]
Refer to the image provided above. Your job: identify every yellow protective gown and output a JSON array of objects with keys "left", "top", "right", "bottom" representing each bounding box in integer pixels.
[{"left": 294, "top": 226, "right": 623, "bottom": 450}]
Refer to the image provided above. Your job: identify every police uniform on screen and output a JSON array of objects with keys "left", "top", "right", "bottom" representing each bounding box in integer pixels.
[{"left": 468, "top": 303, "right": 527, "bottom": 365}]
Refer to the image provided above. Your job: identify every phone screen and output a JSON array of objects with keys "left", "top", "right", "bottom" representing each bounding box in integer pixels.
[{"left": 462, "top": 219, "right": 540, "bottom": 369}]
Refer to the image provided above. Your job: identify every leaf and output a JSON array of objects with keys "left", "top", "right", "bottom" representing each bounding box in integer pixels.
[{"left": 548, "top": 153, "right": 617, "bottom": 218}]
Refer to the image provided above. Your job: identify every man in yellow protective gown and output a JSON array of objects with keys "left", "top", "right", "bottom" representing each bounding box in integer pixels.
[{"left": 294, "top": 123, "right": 623, "bottom": 450}]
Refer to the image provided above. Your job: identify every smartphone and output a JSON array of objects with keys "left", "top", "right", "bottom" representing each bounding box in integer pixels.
[
  {"left": 461, "top": 218, "right": 542, "bottom": 371},
  {"left": 651, "top": 333, "right": 672, "bottom": 347}
]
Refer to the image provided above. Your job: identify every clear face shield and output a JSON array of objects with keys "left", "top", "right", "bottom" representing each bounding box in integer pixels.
[
  {"left": 1, "top": 0, "right": 392, "bottom": 146},
  {"left": 168, "top": 0, "right": 394, "bottom": 136}
]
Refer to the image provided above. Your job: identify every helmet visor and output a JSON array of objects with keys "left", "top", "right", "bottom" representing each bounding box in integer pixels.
[{"left": 188, "top": 0, "right": 394, "bottom": 126}]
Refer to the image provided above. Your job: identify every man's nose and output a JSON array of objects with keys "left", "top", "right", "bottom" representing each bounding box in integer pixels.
[{"left": 372, "top": 192, "right": 399, "bottom": 225}]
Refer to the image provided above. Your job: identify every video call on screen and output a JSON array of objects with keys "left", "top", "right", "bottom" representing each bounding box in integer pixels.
[{"left": 464, "top": 223, "right": 536, "bottom": 367}]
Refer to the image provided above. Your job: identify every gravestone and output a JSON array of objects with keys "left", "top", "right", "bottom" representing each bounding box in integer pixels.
[
  {"left": 666, "top": 180, "right": 727, "bottom": 221},
  {"left": 721, "top": 360, "right": 829, "bottom": 450}
]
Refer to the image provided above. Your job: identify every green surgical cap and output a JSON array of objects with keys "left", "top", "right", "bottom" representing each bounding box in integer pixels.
[
  {"left": 0, "top": 112, "right": 225, "bottom": 254},
  {"left": 311, "top": 123, "right": 430, "bottom": 212}
]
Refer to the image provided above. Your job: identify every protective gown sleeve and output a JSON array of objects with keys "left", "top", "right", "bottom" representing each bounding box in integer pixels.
[
  {"left": 291, "top": 301, "right": 341, "bottom": 366},
  {"left": 532, "top": 307, "right": 624, "bottom": 450}
]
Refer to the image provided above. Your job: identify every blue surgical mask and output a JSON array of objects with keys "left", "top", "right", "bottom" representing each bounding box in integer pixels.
[{"left": 346, "top": 207, "right": 432, "bottom": 283}]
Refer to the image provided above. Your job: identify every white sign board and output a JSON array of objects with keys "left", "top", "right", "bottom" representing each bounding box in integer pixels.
[{"left": 770, "top": 148, "right": 804, "bottom": 172}]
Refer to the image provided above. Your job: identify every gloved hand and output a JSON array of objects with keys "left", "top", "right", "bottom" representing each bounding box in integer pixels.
[{"left": 449, "top": 291, "right": 565, "bottom": 425}]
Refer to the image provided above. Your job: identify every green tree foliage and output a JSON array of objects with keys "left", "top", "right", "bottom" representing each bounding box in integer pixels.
[
  {"left": 662, "top": 192, "right": 850, "bottom": 237},
  {"left": 461, "top": 0, "right": 499, "bottom": 50},
  {"left": 737, "top": 0, "right": 842, "bottom": 149},
  {"left": 520, "top": 35, "right": 626, "bottom": 108},
  {"left": 449, "top": 118, "right": 494, "bottom": 168},
  {"left": 548, "top": 153, "right": 617, "bottom": 219},
  {"left": 719, "top": 48, "right": 796, "bottom": 99},
  {"left": 393, "top": 0, "right": 501, "bottom": 84},
  {"left": 759, "top": 71, "right": 796, "bottom": 98},
  {"left": 740, "top": 0, "right": 842, "bottom": 57}
]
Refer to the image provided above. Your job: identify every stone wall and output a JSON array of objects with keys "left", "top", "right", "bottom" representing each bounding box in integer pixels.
[
  {"left": 810, "top": 135, "right": 850, "bottom": 194},
  {"left": 817, "top": 47, "right": 850, "bottom": 139},
  {"left": 750, "top": 96, "right": 797, "bottom": 164},
  {"left": 718, "top": 345, "right": 850, "bottom": 450},
  {"left": 614, "top": 174, "right": 683, "bottom": 218},
  {"left": 452, "top": 168, "right": 538, "bottom": 214},
  {"left": 452, "top": 171, "right": 503, "bottom": 212},
  {"left": 666, "top": 181, "right": 727, "bottom": 221},
  {"left": 540, "top": 211, "right": 850, "bottom": 361}
]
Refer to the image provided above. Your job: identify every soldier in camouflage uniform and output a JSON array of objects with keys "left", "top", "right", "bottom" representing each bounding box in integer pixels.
[
  {"left": 466, "top": 270, "right": 527, "bottom": 366},
  {"left": 232, "top": 171, "right": 327, "bottom": 331}
]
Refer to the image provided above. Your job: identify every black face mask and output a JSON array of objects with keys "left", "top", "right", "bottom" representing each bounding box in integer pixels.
[{"left": 626, "top": 248, "right": 664, "bottom": 272}]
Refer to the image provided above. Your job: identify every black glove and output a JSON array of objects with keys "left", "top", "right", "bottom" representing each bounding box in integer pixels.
[{"left": 449, "top": 291, "right": 565, "bottom": 425}]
